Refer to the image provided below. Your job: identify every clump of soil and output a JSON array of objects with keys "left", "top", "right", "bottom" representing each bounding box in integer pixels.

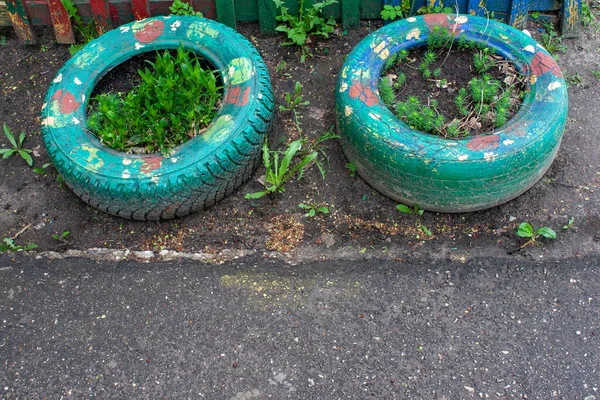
[{"left": 379, "top": 27, "right": 528, "bottom": 138}]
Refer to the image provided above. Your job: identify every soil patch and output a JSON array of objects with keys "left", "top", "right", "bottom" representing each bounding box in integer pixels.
[
  {"left": 381, "top": 42, "right": 527, "bottom": 137},
  {"left": 0, "top": 18, "right": 599, "bottom": 261}
]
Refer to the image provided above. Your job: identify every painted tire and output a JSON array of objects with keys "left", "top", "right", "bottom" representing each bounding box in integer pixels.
[
  {"left": 42, "top": 16, "right": 273, "bottom": 220},
  {"left": 336, "top": 14, "right": 567, "bottom": 212}
]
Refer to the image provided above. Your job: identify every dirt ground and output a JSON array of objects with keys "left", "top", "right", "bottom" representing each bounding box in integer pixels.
[{"left": 0, "top": 17, "right": 599, "bottom": 262}]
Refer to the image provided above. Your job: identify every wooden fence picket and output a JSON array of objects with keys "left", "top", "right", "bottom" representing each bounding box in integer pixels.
[
  {"left": 0, "top": 0, "right": 582, "bottom": 43},
  {"left": 5, "top": 0, "right": 36, "bottom": 43},
  {"left": 47, "top": 0, "right": 75, "bottom": 43}
]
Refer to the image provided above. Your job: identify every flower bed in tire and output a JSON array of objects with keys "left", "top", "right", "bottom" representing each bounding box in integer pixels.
[
  {"left": 336, "top": 14, "right": 567, "bottom": 213},
  {"left": 42, "top": 16, "right": 273, "bottom": 220}
]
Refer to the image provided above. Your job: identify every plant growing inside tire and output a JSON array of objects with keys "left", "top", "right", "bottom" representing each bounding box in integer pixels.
[
  {"left": 42, "top": 16, "right": 274, "bottom": 220},
  {"left": 87, "top": 45, "right": 223, "bottom": 156},
  {"left": 378, "top": 25, "right": 528, "bottom": 139},
  {"left": 336, "top": 14, "right": 567, "bottom": 213}
]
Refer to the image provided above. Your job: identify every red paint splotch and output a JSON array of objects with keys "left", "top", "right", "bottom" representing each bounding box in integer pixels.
[
  {"left": 530, "top": 51, "right": 563, "bottom": 78},
  {"left": 225, "top": 86, "right": 251, "bottom": 106},
  {"left": 134, "top": 20, "right": 165, "bottom": 43},
  {"left": 348, "top": 81, "right": 379, "bottom": 106},
  {"left": 51, "top": 89, "right": 80, "bottom": 114},
  {"left": 140, "top": 156, "right": 163, "bottom": 174},
  {"left": 424, "top": 14, "right": 451, "bottom": 30},
  {"left": 423, "top": 14, "right": 463, "bottom": 35},
  {"left": 466, "top": 135, "right": 500, "bottom": 151}
]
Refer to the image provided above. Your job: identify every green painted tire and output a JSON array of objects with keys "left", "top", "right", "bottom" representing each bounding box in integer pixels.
[
  {"left": 336, "top": 14, "right": 567, "bottom": 212},
  {"left": 42, "top": 16, "right": 273, "bottom": 220}
]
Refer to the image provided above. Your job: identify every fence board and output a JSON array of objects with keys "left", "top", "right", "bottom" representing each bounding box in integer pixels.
[
  {"left": 131, "top": 0, "right": 149, "bottom": 19},
  {"left": 561, "top": 0, "right": 580, "bottom": 37},
  {"left": 0, "top": 2, "right": 11, "bottom": 25},
  {"left": 89, "top": 0, "right": 112, "bottom": 33},
  {"left": 234, "top": 0, "right": 256, "bottom": 20},
  {"left": 509, "top": 0, "right": 529, "bottom": 28},
  {"left": 47, "top": 0, "right": 74, "bottom": 42},
  {"left": 342, "top": 0, "right": 359, "bottom": 28},
  {"left": 215, "top": 0, "right": 235, "bottom": 27},
  {"left": 258, "top": 0, "right": 276, "bottom": 34},
  {"left": 467, "top": 0, "right": 485, "bottom": 15},
  {"left": 5, "top": 0, "right": 36, "bottom": 43}
]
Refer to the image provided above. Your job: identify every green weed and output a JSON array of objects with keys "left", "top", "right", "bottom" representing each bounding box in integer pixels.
[
  {"left": 0, "top": 124, "right": 33, "bottom": 166},
  {"left": 346, "top": 161, "right": 357, "bottom": 177},
  {"left": 380, "top": 2, "right": 411, "bottom": 21},
  {"left": 273, "top": 0, "right": 337, "bottom": 61},
  {"left": 33, "top": 163, "right": 53, "bottom": 175},
  {"left": 169, "top": 0, "right": 203, "bottom": 16},
  {"left": 541, "top": 22, "right": 568, "bottom": 56},
  {"left": 0, "top": 238, "right": 38, "bottom": 252},
  {"left": 473, "top": 49, "right": 494, "bottom": 74},
  {"left": 563, "top": 217, "right": 575, "bottom": 230},
  {"left": 397, "top": 203, "right": 424, "bottom": 216},
  {"left": 379, "top": 76, "right": 395, "bottom": 105},
  {"left": 87, "top": 46, "right": 222, "bottom": 155},
  {"left": 52, "top": 230, "right": 71, "bottom": 241},
  {"left": 279, "top": 81, "right": 310, "bottom": 132},
  {"left": 298, "top": 202, "right": 329, "bottom": 217},
  {"left": 565, "top": 72, "right": 584, "bottom": 87},
  {"left": 280, "top": 81, "right": 310, "bottom": 112},
  {"left": 517, "top": 222, "right": 556, "bottom": 247},
  {"left": 61, "top": 0, "right": 98, "bottom": 55},
  {"left": 427, "top": 25, "right": 454, "bottom": 50},
  {"left": 299, "top": 127, "right": 340, "bottom": 179},
  {"left": 581, "top": 0, "right": 597, "bottom": 28},
  {"left": 245, "top": 139, "right": 318, "bottom": 199}
]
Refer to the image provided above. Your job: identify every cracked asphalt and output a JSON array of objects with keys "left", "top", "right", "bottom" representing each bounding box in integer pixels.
[{"left": 1, "top": 253, "right": 598, "bottom": 399}]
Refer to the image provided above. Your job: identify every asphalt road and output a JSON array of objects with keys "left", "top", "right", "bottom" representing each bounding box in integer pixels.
[{"left": 0, "top": 254, "right": 598, "bottom": 399}]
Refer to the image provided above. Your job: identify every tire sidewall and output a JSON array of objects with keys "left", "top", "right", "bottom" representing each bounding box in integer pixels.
[
  {"left": 42, "top": 16, "right": 268, "bottom": 198},
  {"left": 336, "top": 14, "right": 568, "bottom": 212}
]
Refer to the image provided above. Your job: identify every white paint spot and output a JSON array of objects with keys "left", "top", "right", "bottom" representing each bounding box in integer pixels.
[
  {"left": 170, "top": 157, "right": 178, "bottom": 163},
  {"left": 523, "top": 45, "right": 535, "bottom": 53},
  {"left": 378, "top": 48, "right": 390, "bottom": 60},
  {"left": 407, "top": 17, "right": 416, "bottom": 22},
  {"left": 455, "top": 16, "right": 468, "bottom": 24},
  {"left": 339, "top": 81, "right": 348, "bottom": 93},
  {"left": 135, "top": 43, "right": 145, "bottom": 50},
  {"left": 122, "top": 170, "right": 131, "bottom": 179},
  {"left": 548, "top": 81, "right": 562, "bottom": 91},
  {"left": 41, "top": 102, "right": 47, "bottom": 111},
  {"left": 122, "top": 159, "right": 132, "bottom": 165},
  {"left": 445, "top": 142, "right": 457, "bottom": 146},
  {"left": 406, "top": 28, "right": 421, "bottom": 41},
  {"left": 372, "top": 41, "right": 386, "bottom": 55},
  {"left": 151, "top": 176, "right": 160, "bottom": 184},
  {"left": 72, "top": 116, "right": 80, "bottom": 125},
  {"left": 170, "top": 20, "right": 181, "bottom": 31},
  {"left": 42, "top": 117, "right": 55, "bottom": 127},
  {"left": 53, "top": 74, "right": 62, "bottom": 83},
  {"left": 522, "top": 29, "right": 532, "bottom": 37},
  {"left": 120, "top": 26, "right": 131, "bottom": 33},
  {"left": 74, "top": 77, "right": 82, "bottom": 85},
  {"left": 458, "top": 154, "right": 468, "bottom": 161},
  {"left": 81, "top": 94, "right": 86, "bottom": 102},
  {"left": 344, "top": 105, "right": 353, "bottom": 117},
  {"left": 484, "top": 152, "right": 496, "bottom": 161},
  {"left": 258, "top": 93, "right": 263, "bottom": 99},
  {"left": 368, "top": 112, "right": 382, "bottom": 121},
  {"left": 503, "top": 139, "right": 515, "bottom": 146}
]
